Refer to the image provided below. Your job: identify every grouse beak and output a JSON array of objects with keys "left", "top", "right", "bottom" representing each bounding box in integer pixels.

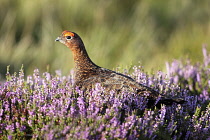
[
  {"left": 55, "top": 36, "right": 61, "bottom": 42},
  {"left": 55, "top": 36, "right": 66, "bottom": 45}
]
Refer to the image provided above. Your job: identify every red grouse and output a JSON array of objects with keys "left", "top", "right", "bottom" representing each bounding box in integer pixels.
[{"left": 55, "top": 30, "right": 185, "bottom": 106}]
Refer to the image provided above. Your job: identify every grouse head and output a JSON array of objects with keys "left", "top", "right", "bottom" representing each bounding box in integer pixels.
[{"left": 55, "top": 30, "right": 84, "bottom": 51}]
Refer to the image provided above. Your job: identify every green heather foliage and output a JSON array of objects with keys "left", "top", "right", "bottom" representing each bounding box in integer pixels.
[
  {"left": 0, "top": 0, "right": 210, "bottom": 76},
  {"left": 0, "top": 48, "right": 209, "bottom": 139}
]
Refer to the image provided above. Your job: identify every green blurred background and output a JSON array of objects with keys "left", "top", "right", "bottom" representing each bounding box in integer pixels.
[{"left": 0, "top": 0, "right": 210, "bottom": 78}]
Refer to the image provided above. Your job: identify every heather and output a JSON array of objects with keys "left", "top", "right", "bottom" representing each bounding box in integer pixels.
[{"left": 0, "top": 48, "right": 209, "bottom": 139}]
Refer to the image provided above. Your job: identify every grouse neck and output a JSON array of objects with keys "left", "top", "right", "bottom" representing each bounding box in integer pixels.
[{"left": 71, "top": 44, "right": 99, "bottom": 70}]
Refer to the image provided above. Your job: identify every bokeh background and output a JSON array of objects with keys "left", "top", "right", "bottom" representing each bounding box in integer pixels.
[{"left": 0, "top": 0, "right": 210, "bottom": 78}]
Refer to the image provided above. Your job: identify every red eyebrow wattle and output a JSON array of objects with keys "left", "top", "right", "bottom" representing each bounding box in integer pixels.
[{"left": 62, "top": 30, "right": 75, "bottom": 37}]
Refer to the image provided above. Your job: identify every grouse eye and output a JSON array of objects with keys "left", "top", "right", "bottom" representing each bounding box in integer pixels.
[{"left": 66, "top": 36, "right": 72, "bottom": 40}]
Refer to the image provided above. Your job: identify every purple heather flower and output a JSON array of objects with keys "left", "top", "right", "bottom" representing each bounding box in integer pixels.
[
  {"left": 17, "top": 70, "right": 24, "bottom": 86},
  {"left": 62, "top": 126, "right": 71, "bottom": 135},
  {"left": 183, "top": 66, "right": 195, "bottom": 79},
  {"left": 20, "top": 116, "right": 26, "bottom": 122},
  {"left": 208, "top": 80, "right": 210, "bottom": 87},
  {"left": 27, "top": 75, "right": 33, "bottom": 85},
  {"left": 112, "top": 98, "right": 122, "bottom": 113},
  {"left": 166, "top": 60, "right": 179, "bottom": 75},
  {"left": 124, "top": 115, "right": 136, "bottom": 129},
  {"left": 170, "top": 75, "right": 178, "bottom": 84},
  {"left": 167, "top": 120, "right": 177, "bottom": 135},
  {"left": 94, "top": 83, "right": 103, "bottom": 91},
  {"left": 194, "top": 123, "right": 202, "bottom": 131},
  {"left": 5, "top": 115, "right": 10, "bottom": 121},
  {"left": 7, "top": 135, "right": 13, "bottom": 140},
  {"left": 5, "top": 124, "right": 14, "bottom": 132},
  {"left": 0, "top": 109, "right": 3, "bottom": 116},
  {"left": 147, "top": 129, "right": 155, "bottom": 138},
  {"left": 33, "top": 69, "right": 40, "bottom": 82},
  {"left": 75, "top": 86, "right": 84, "bottom": 96},
  {"left": 15, "top": 122, "right": 20, "bottom": 129},
  {"left": 43, "top": 72, "right": 51, "bottom": 81},
  {"left": 200, "top": 90, "right": 209, "bottom": 100},
  {"left": 55, "top": 70, "right": 62, "bottom": 77},
  {"left": 77, "top": 97, "right": 87, "bottom": 115},
  {"left": 159, "top": 105, "right": 166, "bottom": 120},
  {"left": 46, "top": 130, "right": 54, "bottom": 140},
  {"left": 20, "top": 125, "right": 26, "bottom": 131},
  {"left": 110, "top": 116, "right": 119, "bottom": 127},
  {"left": 196, "top": 73, "right": 201, "bottom": 84},
  {"left": 88, "top": 102, "right": 100, "bottom": 117},
  {"left": 202, "top": 45, "right": 210, "bottom": 67},
  {"left": 114, "top": 128, "right": 122, "bottom": 138},
  {"left": 97, "top": 123, "right": 105, "bottom": 132},
  {"left": 28, "top": 120, "right": 33, "bottom": 127},
  {"left": 11, "top": 97, "right": 17, "bottom": 104},
  {"left": 185, "top": 131, "right": 191, "bottom": 140},
  {"left": 81, "top": 128, "right": 90, "bottom": 139}
]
